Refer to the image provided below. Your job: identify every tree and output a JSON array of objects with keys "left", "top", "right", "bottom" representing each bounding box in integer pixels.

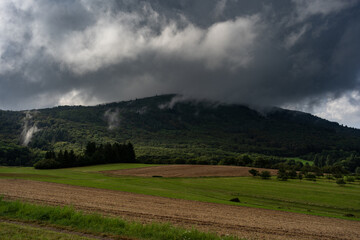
[
  {"left": 305, "top": 173, "right": 316, "bottom": 181},
  {"left": 127, "top": 142, "right": 136, "bottom": 163},
  {"left": 85, "top": 142, "right": 97, "bottom": 156},
  {"left": 45, "top": 150, "right": 56, "bottom": 159},
  {"left": 298, "top": 172, "right": 303, "bottom": 180},
  {"left": 288, "top": 169, "right": 297, "bottom": 179},
  {"left": 345, "top": 176, "right": 355, "bottom": 182},
  {"left": 336, "top": 178, "right": 346, "bottom": 185},
  {"left": 249, "top": 169, "right": 259, "bottom": 177},
  {"left": 355, "top": 167, "right": 360, "bottom": 175},
  {"left": 260, "top": 171, "right": 271, "bottom": 179},
  {"left": 34, "top": 159, "right": 60, "bottom": 169},
  {"left": 277, "top": 168, "right": 288, "bottom": 181}
]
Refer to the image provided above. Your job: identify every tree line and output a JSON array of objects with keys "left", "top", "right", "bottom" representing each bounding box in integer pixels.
[
  {"left": 0, "top": 141, "right": 35, "bottom": 166},
  {"left": 34, "top": 142, "right": 136, "bottom": 169}
]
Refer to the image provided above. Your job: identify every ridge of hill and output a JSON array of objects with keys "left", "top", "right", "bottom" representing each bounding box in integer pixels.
[{"left": 1, "top": 94, "right": 360, "bottom": 171}]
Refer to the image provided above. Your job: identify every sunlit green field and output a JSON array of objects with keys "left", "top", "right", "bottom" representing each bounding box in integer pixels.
[{"left": 0, "top": 164, "right": 359, "bottom": 220}]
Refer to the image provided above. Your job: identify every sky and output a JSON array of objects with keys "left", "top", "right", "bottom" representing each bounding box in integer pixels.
[{"left": 0, "top": 0, "right": 360, "bottom": 127}]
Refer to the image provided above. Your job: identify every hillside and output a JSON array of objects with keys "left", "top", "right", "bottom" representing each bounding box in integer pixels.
[{"left": 1, "top": 94, "right": 360, "bottom": 170}]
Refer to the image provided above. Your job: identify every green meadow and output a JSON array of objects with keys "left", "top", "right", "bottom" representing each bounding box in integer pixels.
[
  {"left": 0, "top": 164, "right": 359, "bottom": 220},
  {"left": 0, "top": 221, "right": 95, "bottom": 240},
  {"left": 0, "top": 200, "right": 237, "bottom": 240}
]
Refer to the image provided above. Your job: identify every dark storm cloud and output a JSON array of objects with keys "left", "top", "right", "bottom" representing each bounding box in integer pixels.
[{"left": 0, "top": 0, "right": 360, "bottom": 113}]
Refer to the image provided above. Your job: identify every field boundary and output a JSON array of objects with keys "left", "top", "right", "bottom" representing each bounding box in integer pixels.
[{"left": 101, "top": 165, "right": 278, "bottom": 178}]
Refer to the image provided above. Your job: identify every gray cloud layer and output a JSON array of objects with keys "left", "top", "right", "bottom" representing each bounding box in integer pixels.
[{"left": 0, "top": 0, "right": 359, "bottom": 122}]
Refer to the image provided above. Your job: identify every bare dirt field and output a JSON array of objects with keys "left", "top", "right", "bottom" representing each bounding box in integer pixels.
[
  {"left": 1, "top": 179, "right": 359, "bottom": 240},
  {"left": 102, "top": 165, "right": 278, "bottom": 177}
]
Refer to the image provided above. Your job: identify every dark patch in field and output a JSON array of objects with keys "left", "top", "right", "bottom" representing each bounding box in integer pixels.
[{"left": 230, "top": 197, "right": 240, "bottom": 203}]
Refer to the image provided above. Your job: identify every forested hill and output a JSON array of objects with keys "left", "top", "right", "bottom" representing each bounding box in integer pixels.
[{"left": 1, "top": 94, "right": 360, "bottom": 169}]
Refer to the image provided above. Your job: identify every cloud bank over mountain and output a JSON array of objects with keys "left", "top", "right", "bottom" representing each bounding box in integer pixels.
[{"left": 0, "top": 0, "right": 359, "bottom": 126}]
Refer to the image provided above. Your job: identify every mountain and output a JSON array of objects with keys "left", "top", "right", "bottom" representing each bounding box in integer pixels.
[{"left": 1, "top": 94, "right": 360, "bottom": 171}]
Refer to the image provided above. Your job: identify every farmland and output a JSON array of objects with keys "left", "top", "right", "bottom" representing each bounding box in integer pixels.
[
  {"left": 1, "top": 164, "right": 360, "bottom": 239},
  {"left": 0, "top": 164, "right": 359, "bottom": 219}
]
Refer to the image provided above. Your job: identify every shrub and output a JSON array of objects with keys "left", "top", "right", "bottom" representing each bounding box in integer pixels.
[
  {"left": 288, "top": 169, "right": 297, "bottom": 179},
  {"left": 326, "top": 175, "right": 334, "bottom": 180},
  {"left": 277, "top": 169, "right": 288, "bottom": 181},
  {"left": 305, "top": 173, "right": 316, "bottom": 181},
  {"left": 186, "top": 159, "right": 197, "bottom": 165},
  {"left": 333, "top": 173, "right": 343, "bottom": 179},
  {"left": 260, "top": 171, "right": 271, "bottom": 179},
  {"left": 336, "top": 178, "right": 346, "bottom": 185},
  {"left": 174, "top": 158, "right": 186, "bottom": 164},
  {"left": 34, "top": 159, "right": 60, "bottom": 169},
  {"left": 230, "top": 197, "right": 240, "bottom": 203},
  {"left": 298, "top": 172, "right": 303, "bottom": 180},
  {"left": 249, "top": 169, "right": 259, "bottom": 177},
  {"left": 345, "top": 176, "right": 355, "bottom": 183}
]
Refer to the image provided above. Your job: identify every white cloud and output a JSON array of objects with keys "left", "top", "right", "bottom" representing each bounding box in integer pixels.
[
  {"left": 0, "top": 0, "right": 256, "bottom": 75},
  {"left": 0, "top": 1, "right": 32, "bottom": 74},
  {"left": 151, "top": 15, "right": 259, "bottom": 70},
  {"left": 35, "top": 8, "right": 259, "bottom": 74},
  {"left": 214, "top": 0, "right": 227, "bottom": 18},
  {"left": 312, "top": 91, "right": 360, "bottom": 128},
  {"left": 286, "top": 91, "right": 360, "bottom": 128},
  {"left": 58, "top": 89, "right": 100, "bottom": 106},
  {"left": 285, "top": 24, "right": 309, "bottom": 48},
  {"left": 292, "top": 0, "right": 358, "bottom": 21},
  {"left": 53, "top": 15, "right": 149, "bottom": 74}
]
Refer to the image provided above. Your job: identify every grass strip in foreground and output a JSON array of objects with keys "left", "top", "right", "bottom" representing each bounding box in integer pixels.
[
  {"left": 0, "top": 221, "right": 95, "bottom": 240},
  {"left": 0, "top": 198, "right": 239, "bottom": 240}
]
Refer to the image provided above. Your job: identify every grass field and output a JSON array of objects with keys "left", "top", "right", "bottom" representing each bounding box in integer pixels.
[
  {"left": 0, "top": 221, "right": 95, "bottom": 240},
  {"left": 0, "top": 164, "right": 359, "bottom": 220},
  {"left": 0, "top": 199, "right": 238, "bottom": 240}
]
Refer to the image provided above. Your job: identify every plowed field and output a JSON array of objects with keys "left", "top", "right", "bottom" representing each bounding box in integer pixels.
[
  {"left": 102, "top": 165, "right": 278, "bottom": 177},
  {"left": 1, "top": 179, "right": 359, "bottom": 240}
]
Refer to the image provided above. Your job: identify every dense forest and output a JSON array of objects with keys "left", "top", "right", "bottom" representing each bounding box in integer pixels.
[
  {"left": 1, "top": 94, "right": 360, "bottom": 172},
  {"left": 0, "top": 141, "right": 35, "bottom": 166},
  {"left": 34, "top": 142, "right": 136, "bottom": 169}
]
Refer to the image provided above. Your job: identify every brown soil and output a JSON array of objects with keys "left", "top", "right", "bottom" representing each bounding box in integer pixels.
[
  {"left": 102, "top": 165, "right": 278, "bottom": 178},
  {"left": 0, "top": 179, "right": 359, "bottom": 240}
]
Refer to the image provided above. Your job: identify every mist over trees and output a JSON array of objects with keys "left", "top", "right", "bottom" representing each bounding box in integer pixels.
[{"left": 1, "top": 95, "right": 360, "bottom": 173}]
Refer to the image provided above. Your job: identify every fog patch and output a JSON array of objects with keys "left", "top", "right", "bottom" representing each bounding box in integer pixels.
[
  {"left": 20, "top": 112, "right": 40, "bottom": 146},
  {"left": 158, "top": 95, "right": 221, "bottom": 109},
  {"left": 136, "top": 106, "right": 148, "bottom": 115},
  {"left": 104, "top": 108, "right": 120, "bottom": 130}
]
